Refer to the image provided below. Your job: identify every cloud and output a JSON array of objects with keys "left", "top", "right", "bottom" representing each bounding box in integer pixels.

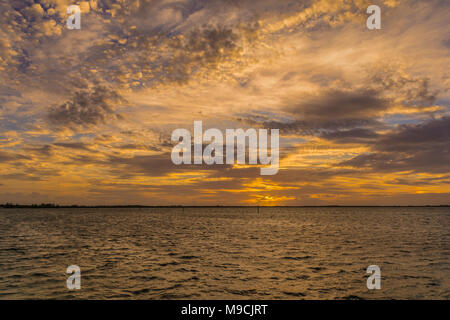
[
  {"left": 375, "top": 116, "right": 449, "bottom": 152},
  {"left": 53, "top": 142, "right": 92, "bottom": 151},
  {"left": 256, "top": 88, "right": 387, "bottom": 135},
  {"left": 0, "top": 150, "right": 30, "bottom": 162},
  {"left": 106, "top": 153, "right": 232, "bottom": 178},
  {"left": 370, "top": 67, "right": 438, "bottom": 107},
  {"left": 114, "top": 143, "right": 162, "bottom": 152},
  {"left": 1, "top": 0, "right": 449, "bottom": 205},
  {"left": 320, "top": 128, "right": 380, "bottom": 144},
  {"left": 23, "top": 144, "right": 54, "bottom": 156},
  {"left": 0, "top": 173, "right": 43, "bottom": 181},
  {"left": 47, "top": 85, "right": 124, "bottom": 128},
  {"left": 286, "top": 89, "right": 388, "bottom": 120},
  {"left": 340, "top": 117, "right": 450, "bottom": 173}
]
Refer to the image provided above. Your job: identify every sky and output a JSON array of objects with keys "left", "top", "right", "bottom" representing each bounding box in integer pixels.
[{"left": 0, "top": 0, "right": 449, "bottom": 206}]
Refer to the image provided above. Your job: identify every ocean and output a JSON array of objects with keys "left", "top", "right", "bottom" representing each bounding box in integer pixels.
[{"left": 0, "top": 207, "right": 448, "bottom": 299}]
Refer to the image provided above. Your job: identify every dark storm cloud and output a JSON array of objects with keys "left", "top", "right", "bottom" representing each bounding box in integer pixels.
[
  {"left": 269, "top": 167, "right": 359, "bottom": 185},
  {"left": 0, "top": 162, "right": 62, "bottom": 181},
  {"left": 239, "top": 88, "right": 389, "bottom": 136},
  {"left": 0, "top": 150, "right": 30, "bottom": 162},
  {"left": 262, "top": 118, "right": 381, "bottom": 136},
  {"left": 286, "top": 89, "right": 389, "bottom": 120},
  {"left": 374, "top": 116, "right": 450, "bottom": 153},
  {"left": 340, "top": 117, "right": 450, "bottom": 173},
  {"left": 114, "top": 144, "right": 162, "bottom": 152},
  {"left": 23, "top": 144, "right": 54, "bottom": 157},
  {"left": 53, "top": 142, "right": 93, "bottom": 151},
  {"left": 47, "top": 86, "right": 123, "bottom": 128},
  {"left": 243, "top": 70, "right": 442, "bottom": 143},
  {"left": 0, "top": 173, "right": 42, "bottom": 181},
  {"left": 62, "top": 154, "right": 106, "bottom": 166},
  {"left": 339, "top": 152, "right": 450, "bottom": 174},
  {"left": 106, "top": 153, "right": 232, "bottom": 178},
  {"left": 320, "top": 128, "right": 380, "bottom": 144},
  {"left": 388, "top": 175, "right": 450, "bottom": 186}
]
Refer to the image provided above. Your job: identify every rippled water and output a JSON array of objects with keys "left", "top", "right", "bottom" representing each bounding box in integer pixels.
[{"left": 0, "top": 207, "right": 449, "bottom": 299}]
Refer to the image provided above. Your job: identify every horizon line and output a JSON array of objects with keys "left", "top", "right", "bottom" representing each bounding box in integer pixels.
[{"left": 1, "top": 203, "right": 449, "bottom": 208}]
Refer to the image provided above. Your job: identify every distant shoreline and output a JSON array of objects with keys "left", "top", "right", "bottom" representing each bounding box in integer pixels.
[{"left": 1, "top": 204, "right": 449, "bottom": 208}]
